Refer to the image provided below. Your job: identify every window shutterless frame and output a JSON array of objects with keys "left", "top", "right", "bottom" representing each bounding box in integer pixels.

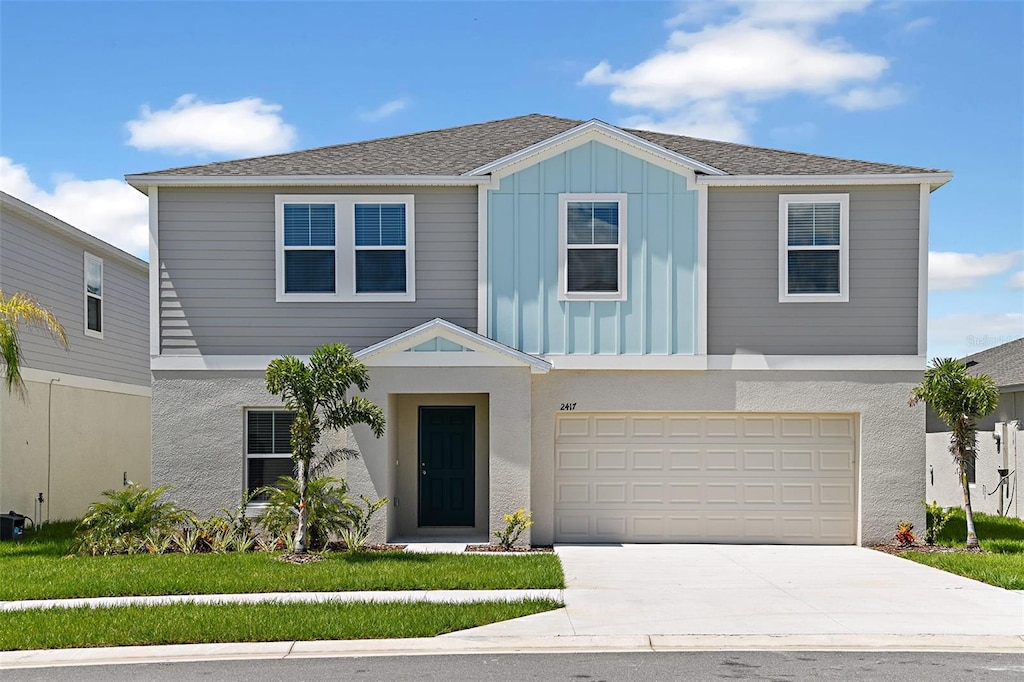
[
  {"left": 557, "top": 193, "right": 628, "bottom": 301},
  {"left": 84, "top": 252, "right": 103, "bottom": 338},
  {"left": 275, "top": 195, "right": 415, "bottom": 302},
  {"left": 244, "top": 409, "right": 296, "bottom": 504},
  {"left": 778, "top": 193, "right": 850, "bottom": 303}
]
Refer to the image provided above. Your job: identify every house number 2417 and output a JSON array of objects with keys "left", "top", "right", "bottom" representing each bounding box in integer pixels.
[{"left": 559, "top": 402, "right": 577, "bottom": 411}]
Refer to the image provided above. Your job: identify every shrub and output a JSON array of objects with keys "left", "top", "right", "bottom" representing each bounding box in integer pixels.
[
  {"left": 894, "top": 519, "right": 917, "bottom": 547},
  {"left": 73, "top": 485, "right": 191, "bottom": 556},
  {"left": 924, "top": 500, "right": 953, "bottom": 545},
  {"left": 494, "top": 509, "right": 534, "bottom": 550},
  {"left": 257, "top": 476, "right": 356, "bottom": 551},
  {"left": 337, "top": 495, "right": 388, "bottom": 553}
]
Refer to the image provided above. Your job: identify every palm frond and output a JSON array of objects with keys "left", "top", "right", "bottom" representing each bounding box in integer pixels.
[
  {"left": 310, "top": 447, "right": 360, "bottom": 478},
  {"left": 0, "top": 289, "right": 69, "bottom": 396}
]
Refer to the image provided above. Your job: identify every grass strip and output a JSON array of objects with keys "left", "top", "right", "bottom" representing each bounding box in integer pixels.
[
  {"left": 1, "top": 523, "right": 563, "bottom": 600},
  {"left": 0, "top": 599, "right": 562, "bottom": 651},
  {"left": 901, "top": 552, "right": 1024, "bottom": 590}
]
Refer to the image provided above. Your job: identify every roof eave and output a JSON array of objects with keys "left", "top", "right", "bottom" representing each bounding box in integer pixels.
[
  {"left": 124, "top": 174, "right": 495, "bottom": 192},
  {"left": 697, "top": 172, "right": 953, "bottom": 189}
]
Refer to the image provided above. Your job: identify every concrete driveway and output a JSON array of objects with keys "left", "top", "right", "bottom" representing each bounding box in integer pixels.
[{"left": 459, "top": 545, "right": 1024, "bottom": 638}]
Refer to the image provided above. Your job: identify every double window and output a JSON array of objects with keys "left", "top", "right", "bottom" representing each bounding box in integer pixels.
[
  {"left": 779, "top": 194, "right": 849, "bottom": 303},
  {"left": 558, "top": 194, "right": 628, "bottom": 301},
  {"left": 245, "top": 410, "right": 296, "bottom": 501},
  {"left": 275, "top": 195, "right": 415, "bottom": 302},
  {"left": 84, "top": 252, "right": 103, "bottom": 337}
]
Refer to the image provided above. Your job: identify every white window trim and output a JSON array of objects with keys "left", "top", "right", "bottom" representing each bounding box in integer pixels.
[
  {"left": 558, "top": 193, "right": 628, "bottom": 302},
  {"left": 84, "top": 252, "right": 103, "bottom": 338},
  {"left": 275, "top": 194, "right": 416, "bottom": 303},
  {"left": 778, "top": 193, "right": 849, "bottom": 303},
  {"left": 244, "top": 408, "right": 296, "bottom": 506}
]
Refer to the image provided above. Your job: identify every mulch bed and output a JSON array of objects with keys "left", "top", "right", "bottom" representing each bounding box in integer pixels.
[
  {"left": 465, "top": 545, "right": 554, "bottom": 553},
  {"left": 323, "top": 542, "right": 408, "bottom": 553},
  {"left": 277, "top": 552, "right": 327, "bottom": 564},
  {"left": 873, "top": 543, "right": 985, "bottom": 555}
]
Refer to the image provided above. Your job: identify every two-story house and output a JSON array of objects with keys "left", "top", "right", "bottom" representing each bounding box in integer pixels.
[
  {"left": 128, "top": 115, "right": 950, "bottom": 546},
  {"left": 0, "top": 192, "right": 150, "bottom": 522}
]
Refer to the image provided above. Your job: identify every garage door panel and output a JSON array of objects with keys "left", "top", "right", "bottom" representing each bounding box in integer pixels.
[{"left": 554, "top": 412, "right": 857, "bottom": 545}]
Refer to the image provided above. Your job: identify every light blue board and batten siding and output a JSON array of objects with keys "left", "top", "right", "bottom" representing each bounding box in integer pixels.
[{"left": 488, "top": 141, "right": 698, "bottom": 356}]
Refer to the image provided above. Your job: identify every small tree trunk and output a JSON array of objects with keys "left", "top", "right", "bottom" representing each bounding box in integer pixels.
[
  {"left": 295, "top": 458, "right": 309, "bottom": 554},
  {"left": 961, "top": 462, "right": 979, "bottom": 549}
]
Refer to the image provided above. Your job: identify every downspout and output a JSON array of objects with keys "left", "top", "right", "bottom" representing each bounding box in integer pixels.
[{"left": 47, "top": 377, "right": 60, "bottom": 524}]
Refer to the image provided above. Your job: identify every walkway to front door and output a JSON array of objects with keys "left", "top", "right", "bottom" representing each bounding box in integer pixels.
[{"left": 418, "top": 406, "right": 475, "bottom": 527}]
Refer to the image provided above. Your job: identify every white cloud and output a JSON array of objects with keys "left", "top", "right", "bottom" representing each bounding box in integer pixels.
[
  {"left": 0, "top": 157, "right": 148, "bottom": 259},
  {"left": 929, "top": 312, "right": 1024, "bottom": 360},
  {"left": 127, "top": 94, "right": 297, "bottom": 156},
  {"left": 929, "top": 251, "right": 1024, "bottom": 291},
  {"left": 830, "top": 85, "right": 904, "bottom": 110},
  {"left": 358, "top": 98, "right": 408, "bottom": 122},
  {"left": 1008, "top": 271, "right": 1024, "bottom": 289},
  {"left": 583, "top": 0, "right": 899, "bottom": 142},
  {"left": 622, "top": 101, "right": 753, "bottom": 143},
  {"left": 903, "top": 17, "right": 934, "bottom": 32}
]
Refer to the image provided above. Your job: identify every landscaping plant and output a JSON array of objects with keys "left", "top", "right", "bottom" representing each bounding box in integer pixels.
[
  {"left": 265, "top": 343, "right": 386, "bottom": 554},
  {"left": 73, "top": 484, "right": 192, "bottom": 556},
  {"left": 924, "top": 500, "right": 954, "bottom": 545},
  {"left": 910, "top": 358, "right": 999, "bottom": 549},
  {"left": 258, "top": 475, "right": 358, "bottom": 551},
  {"left": 338, "top": 494, "right": 389, "bottom": 552},
  {"left": 893, "top": 520, "right": 917, "bottom": 547},
  {"left": 494, "top": 509, "right": 534, "bottom": 550},
  {"left": 0, "top": 288, "right": 68, "bottom": 396}
]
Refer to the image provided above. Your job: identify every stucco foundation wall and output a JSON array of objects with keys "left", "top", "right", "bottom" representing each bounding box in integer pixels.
[
  {"left": 152, "top": 366, "right": 533, "bottom": 544},
  {"left": 530, "top": 369, "right": 925, "bottom": 546},
  {"left": 0, "top": 379, "right": 150, "bottom": 521}
]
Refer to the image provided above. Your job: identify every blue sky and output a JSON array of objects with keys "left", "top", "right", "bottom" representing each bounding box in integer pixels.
[{"left": 1, "top": 0, "right": 1021, "bottom": 358}]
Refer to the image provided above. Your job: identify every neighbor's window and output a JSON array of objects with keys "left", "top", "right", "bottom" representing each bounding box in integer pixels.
[
  {"left": 84, "top": 252, "right": 103, "bottom": 337},
  {"left": 559, "top": 194, "right": 628, "bottom": 301},
  {"left": 245, "top": 410, "right": 295, "bottom": 502},
  {"left": 779, "top": 194, "right": 849, "bottom": 303},
  {"left": 355, "top": 203, "right": 408, "bottom": 293},
  {"left": 282, "top": 203, "right": 336, "bottom": 294}
]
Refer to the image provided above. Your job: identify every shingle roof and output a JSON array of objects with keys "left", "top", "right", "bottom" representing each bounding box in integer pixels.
[
  {"left": 964, "top": 337, "right": 1024, "bottom": 388},
  {"left": 133, "top": 114, "right": 946, "bottom": 178}
]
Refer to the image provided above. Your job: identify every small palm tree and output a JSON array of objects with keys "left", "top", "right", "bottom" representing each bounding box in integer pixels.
[
  {"left": 265, "top": 343, "right": 385, "bottom": 554},
  {"left": 910, "top": 357, "right": 999, "bottom": 548},
  {"left": 0, "top": 289, "right": 68, "bottom": 396}
]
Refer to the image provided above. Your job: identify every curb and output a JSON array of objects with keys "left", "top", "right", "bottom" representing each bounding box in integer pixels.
[{"left": 2, "top": 633, "right": 1023, "bottom": 669}]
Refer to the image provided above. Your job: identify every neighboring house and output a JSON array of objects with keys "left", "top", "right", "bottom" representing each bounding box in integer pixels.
[
  {"left": 128, "top": 114, "right": 951, "bottom": 546},
  {"left": 0, "top": 192, "right": 150, "bottom": 522},
  {"left": 926, "top": 338, "right": 1023, "bottom": 519}
]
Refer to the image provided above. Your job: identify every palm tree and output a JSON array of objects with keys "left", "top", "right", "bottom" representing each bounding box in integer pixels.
[
  {"left": 265, "top": 343, "right": 385, "bottom": 554},
  {"left": 0, "top": 289, "right": 68, "bottom": 396},
  {"left": 910, "top": 357, "right": 999, "bottom": 549}
]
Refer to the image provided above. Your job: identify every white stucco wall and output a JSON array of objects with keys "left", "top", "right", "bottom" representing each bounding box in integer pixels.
[
  {"left": 529, "top": 369, "right": 925, "bottom": 546},
  {"left": 0, "top": 377, "right": 150, "bottom": 522}
]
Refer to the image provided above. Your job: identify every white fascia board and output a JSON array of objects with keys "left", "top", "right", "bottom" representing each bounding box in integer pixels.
[
  {"left": 20, "top": 367, "right": 151, "bottom": 397},
  {"left": 125, "top": 175, "right": 492, "bottom": 191},
  {"left": 917, "top": 183, "right": 930, "bottom": 358},
  {"left": 152, "top": 355, "right": 285, "bottom": 371},
  {"left": 698, "top": 173, "right": 953, "bottom": 189},
  {"left": 0, "top": 191, "right": 148, "bottom": 273},
  {"left": 707, "top": 355, "right": 927, "bottom": 371},
  {"left": 464, "top": 119, "right": 726, "bottom": 179},
  {"left": 545, "top": 355, "right": 709, "bottom": 371},
  {"left": 149, "top": 187, "right": 160, "bottom": 356}
]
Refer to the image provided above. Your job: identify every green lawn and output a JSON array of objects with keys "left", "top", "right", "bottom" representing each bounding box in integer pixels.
[
  {"left": 0, "top": 599, "right": 562, "bottom": 651},
  {"left": 902, "top": 509, "right": 1024, "bottom": 590},
  {"left": 1, "top": 522, "right": 564, "bottom": 601}
]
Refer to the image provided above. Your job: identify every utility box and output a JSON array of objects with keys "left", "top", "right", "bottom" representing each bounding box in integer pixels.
[{"left": 0, "top": 512, "right": 26, "bottom": 541}]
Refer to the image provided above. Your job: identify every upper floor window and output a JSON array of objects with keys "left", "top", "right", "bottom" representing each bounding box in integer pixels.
[
  {"left": 778, "top": 194, "right": 849, "bottom": 303},
  {"left": 275, "top": 195, "right": 415, "bottom": 303},
  {"left": 84, "top": 252, "right": 103, "bottom": 337},
  {"left": 558, "top": 194, "right": 628, "bottom": 301}
]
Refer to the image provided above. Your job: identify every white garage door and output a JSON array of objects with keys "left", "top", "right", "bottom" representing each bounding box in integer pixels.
[{"left": 554, "top": 412, "right": 857, "bottom": 544}]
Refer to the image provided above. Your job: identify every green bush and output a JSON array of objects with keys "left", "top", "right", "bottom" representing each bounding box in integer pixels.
[
  {"left": 337, "top": 495, "right": 389, "bottom": 552},
  {"left": 73, "top": 485, "right": 192, "bottom": 556},
  {"left": 924, "top": 500, "right": 954, "bottom": 545},
  {"left": 257, "top": 476, "right": 357, "bottom": 551},
  {"left": 494, "top": 509, "right": 534, "bottom": 550}
]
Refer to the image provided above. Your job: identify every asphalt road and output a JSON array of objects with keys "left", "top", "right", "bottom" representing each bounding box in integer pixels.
[{"left": 4, "top": 651, "right": 1023, "bottom": 681}]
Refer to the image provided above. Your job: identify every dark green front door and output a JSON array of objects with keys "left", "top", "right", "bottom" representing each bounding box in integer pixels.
[{"left": 418, "top": 406, "right": 475, "bottom": 527}]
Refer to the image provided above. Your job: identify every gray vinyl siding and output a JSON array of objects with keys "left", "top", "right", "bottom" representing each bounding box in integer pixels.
[
  {"left": 157, "top": 186, "right": 478, "bottom": 355},
  {"left": 0, "top": 208, "right": 149, "bottom": 385},
  {"left": 707, "top": 185, "right": 921, "bottom": 355}
]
